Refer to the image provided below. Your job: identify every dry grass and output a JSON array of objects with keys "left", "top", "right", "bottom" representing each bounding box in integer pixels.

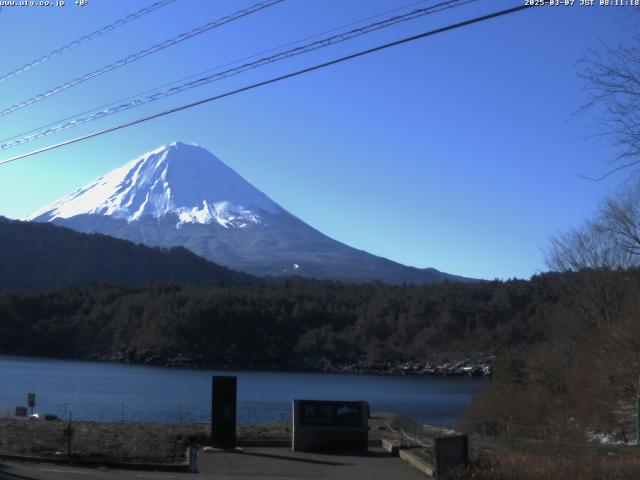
[
  {"left": 385, "top": 416, "right": 640, "bottom": 480},
  {"left": 0, "top": 418, "right": 290, "bottom": 464},
  {"left": 456, "top": 432, "right": 640, "bottom": 480},
  {"left": 5, "top": 413, "right": 636, "bottom": 477},
  {"left": 462, "top": 452, "right": 640, "bottom": 480}
]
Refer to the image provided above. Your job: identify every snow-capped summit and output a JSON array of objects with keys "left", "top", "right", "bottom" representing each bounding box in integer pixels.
[{"left": 27, "top": 141, "right": 281, "bottom": 228}]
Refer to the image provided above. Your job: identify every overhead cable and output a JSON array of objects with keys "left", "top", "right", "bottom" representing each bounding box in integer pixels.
[
  {"left": 0, "top": 0, "right": 284, "bottom": 118},
  {"left": 0, "top": 0, "right": 475, "bottom": 151},
  {"left": 0, "top": 3, "right": 534, "bottom": 167},
  {"left": 0, "top": 0, "right": 179, "bottom": 83},
  {"left": 0, "top": 0, "right": 440, "bottom": 148}
]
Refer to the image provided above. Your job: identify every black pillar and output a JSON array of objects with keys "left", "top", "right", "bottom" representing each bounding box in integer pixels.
[{"left": 211, "top": 376, "right": 237, "bottom": 449}]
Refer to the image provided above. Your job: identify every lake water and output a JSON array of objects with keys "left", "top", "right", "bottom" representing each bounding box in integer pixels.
[{"left": 0, "top": 355, "right": 488, "bottom": 427}]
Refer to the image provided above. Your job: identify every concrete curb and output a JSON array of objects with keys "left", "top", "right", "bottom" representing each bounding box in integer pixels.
[
  {"left": 399, "top": 448, "right": 435, "bottom": 477},
  {"left": 381, "top": 438, "right": 403, "bottom": 456},
  {"left": 233, "top": 439, "right": 381, "bottom": 448},
  {"left": 237, "top": 440, "right": 291, "bottom": 448}
]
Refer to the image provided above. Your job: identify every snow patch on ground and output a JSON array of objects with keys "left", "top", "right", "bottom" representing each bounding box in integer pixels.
[{"left": 587, "top": 431, "right": 636, "bottom": 445}]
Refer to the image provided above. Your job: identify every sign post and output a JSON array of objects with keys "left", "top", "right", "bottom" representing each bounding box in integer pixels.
[
  {"left": 636, "top": 397, "right": 639, "bottom": 446},
  {"left": 211, "top": 376, "right": 237, "bottom": 449},
  {"left": 63, "top": 411, "right": 74, "bottom": 458},
  {"left": 27, "top": 393, "right": 36, "bottom": 416}
]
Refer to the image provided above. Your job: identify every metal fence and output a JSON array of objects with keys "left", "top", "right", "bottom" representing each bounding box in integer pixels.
[
  {"left": 0, "top": 396, "right": 293, "bottom": 426},
  {"left": 0, "top": 395, "right": 461, "bottom": 428}
]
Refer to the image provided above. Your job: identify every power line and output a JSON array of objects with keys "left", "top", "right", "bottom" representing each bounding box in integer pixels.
[
  {"left": 0, "top": 0, "right": 477, "bottom": 151},
  {"left": 0, "top": 0, "right": 440, "bottom": 148},
  {"left": 0, "top": 0, "right": 179, "bottom": 84},
  {"left": 0, "top": 0, "right": 284, "bottom": 118},
  {"left": 0, "top": 3, "right": 534, "bottom": 167}
]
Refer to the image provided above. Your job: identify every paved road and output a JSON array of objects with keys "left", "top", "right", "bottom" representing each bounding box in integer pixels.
[
  {"left": 0, "top": 447, "right": 426, "bottom": 479},
  {"left": 0, "top": 462, "right": 186, "bottom": 480}
]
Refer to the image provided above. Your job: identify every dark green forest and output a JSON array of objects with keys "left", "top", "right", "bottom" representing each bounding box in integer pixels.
[{"left": 0, "top": 270, "right": 592, "bottom": 370}]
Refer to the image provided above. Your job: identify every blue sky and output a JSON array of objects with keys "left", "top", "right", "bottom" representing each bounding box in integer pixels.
[{"left": 0, "top": 0, "right": 634, "bottom": 280}]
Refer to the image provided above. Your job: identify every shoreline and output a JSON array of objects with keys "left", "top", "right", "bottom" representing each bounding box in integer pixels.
[{"left": 0, "top": 352, "right": 493, "bottom": 377}]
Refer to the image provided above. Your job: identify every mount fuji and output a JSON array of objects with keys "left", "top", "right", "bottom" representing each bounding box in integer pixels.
[{"left": 28, "top": 142, "right": 467, "bottom": 284}]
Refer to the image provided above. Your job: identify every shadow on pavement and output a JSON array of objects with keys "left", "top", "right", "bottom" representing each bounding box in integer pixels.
[
  {"left": 0, "top": 463, "right": 39, "bottom": 480},
  {"left": 323, "top": 450, "right": 390, "bottom": 459},
  {"left": 241, "top": 451, "right": 350, "bottom": 466}
]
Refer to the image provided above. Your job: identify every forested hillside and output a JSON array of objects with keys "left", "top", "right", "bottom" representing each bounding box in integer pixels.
[{"left": 0, "top": 217, "right": 256, "bottom": 290}]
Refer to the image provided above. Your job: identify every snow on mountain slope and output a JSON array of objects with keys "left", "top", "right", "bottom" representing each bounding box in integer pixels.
[
  {"left": 27, "top": 141, "right": 281, "bottom": 228},
  {"left": 27, "top": 141, "right": 471, "bottom": 284}
]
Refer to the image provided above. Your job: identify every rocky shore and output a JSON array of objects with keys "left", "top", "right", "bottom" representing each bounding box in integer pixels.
[
  {"left": 294, "top": 357, "right": 493, "bottom": 376},
  {"left": 89, "top": 351, "right": 494, "bottom": 377}
]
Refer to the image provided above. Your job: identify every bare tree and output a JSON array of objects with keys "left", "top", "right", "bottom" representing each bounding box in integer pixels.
[
  {"left": 546, "top": 182, "right": 640, "bottom": 439},
  {"left": 580, "top": 39, "right": 640, "bottom": 179},
  {"left": 546, "top": 219, "right": 634, "bottom": 272},
  {"left": 601, "top": 181, "right": 640, "bottom": 255},
  {"left": 545, "top": 183, "right": 640, "bottom": 330},
  {"left": 547, "top": 178, "right": 640, "bottom": 272}
]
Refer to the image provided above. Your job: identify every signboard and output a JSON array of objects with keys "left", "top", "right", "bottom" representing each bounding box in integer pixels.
[
  {"left": 211, "top": 376, "right": 237, "bottom": 449},
  {"left": 436, "top": 435, "right": 469, "bottom": 478},
  {"left": 15, "top": 406, "right": 27, "bottom": 417},
  {"left": 292, "top": 400, "right": 368, "bottom": 453},
  {"left": 27, "top": 393, "right": 36, "bottom": 408},
  {"left": 299, "top": 400, "right": 363, "bottom": 427}
]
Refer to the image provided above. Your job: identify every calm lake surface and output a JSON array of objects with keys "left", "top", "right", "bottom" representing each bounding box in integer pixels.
[{"left": 0, "top": 355, "right": 488, "bottom": 426}]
